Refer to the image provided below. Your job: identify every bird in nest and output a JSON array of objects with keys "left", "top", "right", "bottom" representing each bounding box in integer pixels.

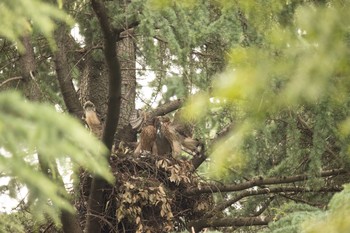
[
  {"left": 132, "top": 112, "right": 158, "bottom": 156},
  {"left": 159, "top": 115, "right": 201, "bottom": 158},
  {"left": 130, "top": 109, "right": 201, "bottom": 158}
]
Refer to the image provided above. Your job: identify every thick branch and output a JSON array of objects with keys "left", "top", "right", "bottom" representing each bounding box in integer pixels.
[
  {"left": 86, "top": 1, "right": 121, "bottom": 233},
  {"left": 92, "top": 1, "right": 121, "bottom": 149},
  {"left": 208, "top": 186, "right": 342, "bottom": 218},
  {"left": 189, "top": 216, "right": 271, "bottom": 233},
  {"left": 297, "top": 114, "right": 337, "bottom": 158},
  {"left": 18, "top": 35, "right": 42, "bottom": 101},
  {"left": 185, "top": 168, "right": 346, "bottom": 195},
  {"left": 19, "top": 33, "right": 83, "bottom": 233},
  {"left": 191, "top": 186, "right": 340, "bottom": 231},
  {"left": 149, "top": 99, "right": 183, "bottom": 118},
  {"left": 190, "top": 186, "right": 341, "bottom": 231},
  {"left": 38, "top": 154, "right": 83, "bottom": 233},
  {"left": 191, "top": 153, "right": 207, "bottom": 171},
  {"left": 191, "top": 123, "right": 235, "bottom": 170},
  {"left": 54, "top": 24, "right": 84, "bottom": 119}
]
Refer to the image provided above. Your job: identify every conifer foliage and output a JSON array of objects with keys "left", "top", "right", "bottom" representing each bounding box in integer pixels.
[{"left": 1, "top": 0, "right": 350, "bottom": 232}]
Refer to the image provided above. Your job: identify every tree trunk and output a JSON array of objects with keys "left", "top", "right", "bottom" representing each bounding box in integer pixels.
[
  {"left": 53, "top": 23, "right": 84, "bottom": 119},
  {"left": 115, "top": 29, "right": 137, "bottom": 143},
  {"left": 79, "top": 30, "right": 137, "bottom": 233},
  {"left": 18, "top": 35, "right": 41, "bottom": 101},
  {"left": 19, "top": 34, "right": 83, "bottom": 233},
  {"left": 79, "top": 54, "right": 109, "bottom": 116}
]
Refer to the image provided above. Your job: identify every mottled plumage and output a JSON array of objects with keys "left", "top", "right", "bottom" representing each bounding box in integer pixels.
[
  {"left": 154, "top": 117, "right": 172, "bottom": 156},
  {"left": 134, "top": 118, "right": 157, "bottom": 155},
  {"left": 160, "top": 114, "right": 201, "bottom": 157},
  {"left": 83, "top": 101, "right": 102, "bottom": 138},
  {"left": 159, "top": 116, "right": 182, "bottom": 157},
  {"left": 130, "top": 109, "right": 145, "bottom": 132},
  {"left": 140, "top": 125, "right": 156, "bottom": 152},
  {"left": 133, "top": 111, "right": 201, "bottom": 157}
]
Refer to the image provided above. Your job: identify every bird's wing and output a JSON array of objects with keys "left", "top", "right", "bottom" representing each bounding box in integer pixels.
[{"left": 130, "top": 109, "right": 144, "bottom": 131}]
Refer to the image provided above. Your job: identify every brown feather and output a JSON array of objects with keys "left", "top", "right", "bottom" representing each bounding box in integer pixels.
[
  {"left": 160, "top": 119, "right": 182, "bottom": 157},
  {"left": 84, "top": 101, "right": 102, "bottom": 138},
  {"left": 130, "top": 109, "right": 144, "bottom": 131},
  {"left": 182, "top": 137, "right": 199, "bottom": 151},
  {"left": 134, "top": 124, "right": 157, "bottom": 155},
  {"left": 140, "top": 125, "right": 157, "bottom": 152}
]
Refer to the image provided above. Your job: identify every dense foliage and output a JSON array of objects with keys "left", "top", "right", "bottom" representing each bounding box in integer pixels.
[{"left": 1, "top": 0, "right": 350, "bottom": 232}]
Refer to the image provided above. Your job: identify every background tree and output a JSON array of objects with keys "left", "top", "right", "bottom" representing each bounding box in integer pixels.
[{"left": 1, "top": 0, "right": 350, "bottom": 233}]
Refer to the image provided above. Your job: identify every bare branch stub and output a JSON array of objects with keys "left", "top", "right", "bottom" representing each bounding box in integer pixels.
[{"left": 149, "top": 99, "right": 183, "bottom": 118}]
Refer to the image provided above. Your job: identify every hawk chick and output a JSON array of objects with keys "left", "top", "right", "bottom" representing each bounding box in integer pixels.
[
  {"left": 134, "top": 117, "right": 157, "bottom": 155},
  {"left": 83, "top": 101, "right": 102, "bottom": 138},
  {"left": 160, "top": 115, "right": 201, "bottom": 157}
]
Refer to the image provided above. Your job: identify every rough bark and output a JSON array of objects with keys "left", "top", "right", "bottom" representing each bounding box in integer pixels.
[
  {"left": 149, "top": 99, "right": 183, "bottom": 117},
  {"left": 189, "top": 187, "right": 341, "bottom": 231},
  {"left": 53, "top": 23, "right": 84, "bottom": 119},
  {"left": 19, "top": 34, "right": 83, "bottom": 233},
  {"left": 79, "top": 53, "right": 109, "bottom": 117},
  {"left": 86, "top": 1, "right": 122, "bottom": 233},
  {"left": 38, "top": 154, "right": 83, "bottom": 233},
  {"left": 79, "top": 6, "right": 137, "bottom": 233},
  {"left": 207, "top": 186, "right": 342, "bottom": 219},
  {"left": 77, "top": 29, "right": 111, "bottom": 232},
  {"left": 18, "top": 35, "right": 41, "bottom": 101},
  {"left": 115, "top": 29, "right": 137, "bottom": 143},
  {"left": 184, "top": 168, "right": 347, "bottom": 195},
  {"left": 189, "top": 216, "right": 272, "bottom": 232}
]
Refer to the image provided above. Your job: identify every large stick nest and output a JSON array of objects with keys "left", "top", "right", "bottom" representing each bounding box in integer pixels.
[{"left": 77, "top": 151, "right": 213, "bottom": 233}]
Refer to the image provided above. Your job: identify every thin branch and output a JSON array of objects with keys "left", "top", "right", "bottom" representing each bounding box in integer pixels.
[
  {"left": 42, "top": 222, "right": 54, "bottom": 233},
  {"left": 75, "top": 44, "right": 103, "bottom": 53},
  {"left": 0, "top": 76, "right": 23, "bottom": 88},
  {"left": 278, "top": 193, "right": 324, "bottom": 208},
  {"left": 0, "top": 56, "right": 20, "bottom": 71},
  {"left": 191, "top": 123, "right": 235, "bottom": 170},
  {"left": 184, "top": 168, "right": 347, "bottom": 195},
  {"left": 190, "top": 185, "right": 341, "bottom": 231},
  {"left": 252, "top": 196, "right": 275, "bottom": 217},
  {"left": 188, "top": 216, "right": 272, "bottom": 233},
  {"left": 297, "top": 114, "right": 338, "bottom": 158}
]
